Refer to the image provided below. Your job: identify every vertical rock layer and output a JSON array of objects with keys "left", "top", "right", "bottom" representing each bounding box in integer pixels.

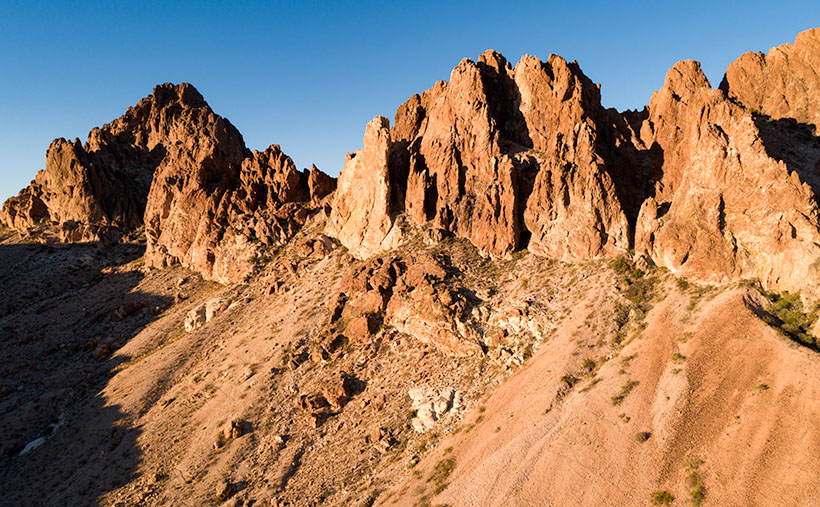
[
  {"left": 6, "top": 31, "right": 820, "bottom": 296},
  {"left": 326, "top": 116, "right": 402, "bottom": 259},
  {"left": 632, "top": 60, "right": 820, "bottom": 297},
  {"left": 327, "top": 42, "right": 820, "bottom": 299}
]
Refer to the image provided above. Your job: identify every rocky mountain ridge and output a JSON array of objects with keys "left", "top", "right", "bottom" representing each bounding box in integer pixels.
[
  {"left": 1, "top": 83, "right": 336, "bottom": 283},
  {"left": 5, "top": 28, "right": 820, "bottom": 296},
  {"left": 2, "top": 27, "right": 820, "bottom": 507},
  {"left": 329, "top": 29, "right": 820, "bottom": 300}
]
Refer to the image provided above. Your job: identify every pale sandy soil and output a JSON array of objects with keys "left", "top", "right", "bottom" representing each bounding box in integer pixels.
[{"left": 2, "top": 222, "right": 820, "bottom": 507}]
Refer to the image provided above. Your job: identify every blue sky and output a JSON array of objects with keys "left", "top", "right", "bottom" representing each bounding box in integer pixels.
[{"left": 2, "top": 1, "right": 819, "bottom": 201}]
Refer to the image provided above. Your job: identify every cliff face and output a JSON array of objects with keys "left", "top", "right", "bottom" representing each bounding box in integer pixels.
[
  {"left": 1, "top": 83, "right": 335, "bottom": 283},
  {"left": 330, "top": 50, "right": 630, "bottom": 261},
  {"left": 6, "top": 31, "right": 820, "bottom": 295},
  {"left": 327, "top": 34, "right": 820, "bottom": 299},
  {"left": 721, "top": 28, "right": 820, "bottom": 131},
  {"left": 631, "top": 60, "right": 820, "bottom": 297}
]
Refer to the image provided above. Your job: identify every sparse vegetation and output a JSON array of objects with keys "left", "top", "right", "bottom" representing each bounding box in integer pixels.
[
  {"left": 610, "top": 255, "right": 657, "bottom": 327},
  {"left": 684, "top": 457, "right": 707, "bottom": 505},
  {"left": 611, "top": 380, "right": 639, "bottom": 406},
  {"left": 635, "top": 431, "right": 651, "bottom": 443},
  {"left": 650, "top": 490, "right": 675, "bottom": 505},
  {"left": 671, "top": 352, "right": 686, "bottom": 363},
  {"left": 560, "top": 374, "right": 579, "bottom": 388},
  {"left": 755, "top": 383, "right": 769, "bottom": 391},
  {"left": 428, "top": 458, "right": 455, "bottom": 494},
  {"left": 760, "top": 290, "right": 818, "bottom": 348}
]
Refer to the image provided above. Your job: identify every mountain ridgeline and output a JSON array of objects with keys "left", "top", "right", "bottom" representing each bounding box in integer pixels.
[{"left": 5, "top": 29, "right": 820, "bottom": 297}]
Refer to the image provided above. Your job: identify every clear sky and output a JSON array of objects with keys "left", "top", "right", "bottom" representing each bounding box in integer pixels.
[{"left": 2, "top": 1, "right": 819, "bottom": 201}]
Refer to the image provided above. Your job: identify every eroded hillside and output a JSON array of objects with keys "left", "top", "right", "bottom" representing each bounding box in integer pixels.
[{"left": 2, "top": 28, "right": 820, "bottom": 507}]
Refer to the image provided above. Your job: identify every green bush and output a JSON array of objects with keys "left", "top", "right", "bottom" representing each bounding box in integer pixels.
[
  {"left": 610, "top": 255, "right": 644, "bottom": 279},
  {"left": 560, "top": 374, "right": 579, "bottom": 388},
  {"left": 762, "top": 290, "right": 818, "bottom": 348}
]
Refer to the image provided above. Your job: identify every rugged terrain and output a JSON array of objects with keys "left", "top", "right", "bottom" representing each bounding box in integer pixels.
[{"left": 2, "top": 28, "right": 820, "bottom": 506}]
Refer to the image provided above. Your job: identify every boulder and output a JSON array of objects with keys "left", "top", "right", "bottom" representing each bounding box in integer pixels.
[
  {"left": 408, "top": 387, "right": 459, "bottom": 433},
  {"left": 321, "top": 372, "right": 356, "bottom": 411},
  {"left": 184, "top": 297, "right": 224, "bottom": 332}
]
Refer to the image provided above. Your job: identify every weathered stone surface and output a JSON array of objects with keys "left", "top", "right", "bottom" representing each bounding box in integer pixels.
[
  {"left": 145, "top": 137, "right": 316, "bottom": 283},
  {"left": 407, "top": 386, "right": 460, "bottom": 433},
  {"left": 721, "top": 28, "right": 820, "bottom": 131},
  {"left": 329, "top": 50, "right": 629, "bottom": 260},
  {"left": 1, "top": 128, "right": 155, "bottom": 240},
  {"left": 633, "top": 60, "right": 820, "bottom": 297},
  {"left": 3, "top": 82, "right": 335, "bottom": 283},
  {"left": 308, "top": 164, "right": 336, "bottom": 204},
  {"left": 514, "top": 54, "right": 630, "bottom": 259},
  {"left": 321, "top": 372, "right": 355, "bottom": 411},
  {"left": 325, "top": 116, "right": 403, "bottom": 258},
  {"left": 184, "top": 297, "right": 225, "bottom": 332}
]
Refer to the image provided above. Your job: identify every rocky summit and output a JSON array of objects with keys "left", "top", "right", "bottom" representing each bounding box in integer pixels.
[{"left": 3, "top": 27, "right": 820, "bottom": 507}]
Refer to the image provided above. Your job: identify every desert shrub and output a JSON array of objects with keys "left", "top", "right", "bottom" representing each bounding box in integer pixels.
[
  {"left": 614, "top": 302, "right": 630, "bottom": 330},
  {"left": 428, "top": 458, "right": 455, "bottom": 494},
  {"left": 560, "top": 374, "right": 579, "bottom": 388},
  {"left": 610, "top": 255, "right": 657, "bottom": 327},
  {"left": 650, "top": 490, "right": 675, "bottom": 505},
  {"left": 684, "top": 457, "right": 706, "bottom": 505},
  {"left": 635, "top": 431, "right": 651, "bottom": 443},
  {"left": 762, "top": 290, "right": 818, "bottom": 347},
  {"left": 610, "top": 255, "right": 644, "bottom": 279},
  {"left": 611, "top": 380, "right": 639, "bottom": 406}
]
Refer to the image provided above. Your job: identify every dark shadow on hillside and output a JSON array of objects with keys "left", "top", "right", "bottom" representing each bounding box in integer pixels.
[
  {"left": 599, "top": 108, "right": 666, "bottom": 246},
  {"left": 0, "top": 241, "right": 172, "bottom": 507},
  {"left": 753, "top": 114, "right": 820, "bottom": 196}
]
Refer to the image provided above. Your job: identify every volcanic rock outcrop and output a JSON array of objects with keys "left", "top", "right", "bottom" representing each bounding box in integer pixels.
[
  {"left": 328, "top": 50, "right": 630, "bottom": 260},
  {"left": 630, "top": 60, "right": 820, "bottom": 297},
  {"left": 326, "top": 116, "right": 403, "bottom": 258},
  {"left": 721, "top": 28, "right": 820, "bottom": 131},
  {"left": 1, "top": 119, "right": 159, "bottom": 242},
  {"left": 328, "top": 45, "right": 820, "bottom": 299},
  {"left": 2, "top": 82, "right": 335, "bottom": 283},
  {"left": 7, "top": 33, "right": 820, "bottom": 297}
]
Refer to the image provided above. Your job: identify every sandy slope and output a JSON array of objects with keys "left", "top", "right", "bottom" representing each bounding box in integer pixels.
[
  {"left": 392, "top": 287, "right": 820, "bottom": 506},
  {"left": 3, "top": 221, "right": 820, "bottom": 507}
]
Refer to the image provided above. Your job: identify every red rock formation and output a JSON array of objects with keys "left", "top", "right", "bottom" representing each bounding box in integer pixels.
[
  {"left": 145, "top": 133, "right": 335, "bottom": 283},
  {"left": 633, "top": 60, "right": 820, "bottom": 297},
  {"left": 0, "top": 133, "right": 152, "bottom": 241},
  {"left": 2, "top": 82, "right": 335, "bottom": 282},
  {"left": 721, "top": 28, "right": 820, "bottom": 131},
  {"left": 308, "top": 164, "right": 336, "bottom": 204},
  {"left": 330, "top": 50, "right": 630, "bottom": 259},
  {"left": 326, "top": 116, "right": 403, "bottom": 258}
]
